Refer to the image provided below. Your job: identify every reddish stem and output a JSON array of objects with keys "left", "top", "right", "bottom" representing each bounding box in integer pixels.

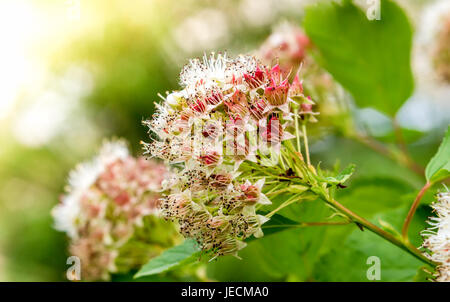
[{"left": 401, "top": 181, "right": 432, "bottom": 240}]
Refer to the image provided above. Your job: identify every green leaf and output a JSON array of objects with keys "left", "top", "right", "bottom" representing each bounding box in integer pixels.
[
  {"left": 317, "top": 176, "right": 417, "bottom": 259},
  {"left": 324, "top": 164, "right": 355, "bottom": 185},
  {"left": 286, "top": 184, "right": 309, "bottom": 194},
  {"left": 207, "top": 200, "right": 331, "bottom": 281},
  {"left": 315, "top": 226, "right": 423, "bottom": 281},
  {"left": 314, "top": 204, "right": 430, "bottom": 281},
  {"left": 413, "top": 266, "right": 434, "bottom": 282},
  {"left": 258, "top": 213, "right": 311, "bottom": 237},
  {"left": 303, "top": 0, "right": 413, "bottom": 116},
  {"left": 134, "top": 214, "right": 306, "bottom": 278},
  {"left": 134, "top": 239, "right": 200, "bottom": 278},
  {"left": 425, "top": 126, "right": 450, "bottom": 183},
  {"left": 314, "top": 137, "right": 424, "bottom": 188},
  {"left": 112, "top": 272, "right": 182, "bottom": 282},
  {"left": 377, "top": 218, "right": 400, "bottom": 238},
  {"left": 376, "top": 128, "right": 424, "bottom": 144}
]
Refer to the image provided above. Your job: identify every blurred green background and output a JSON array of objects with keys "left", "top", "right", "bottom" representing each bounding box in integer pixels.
[{"left": 0, "top": 0, "right": 448, "bottom": 281}]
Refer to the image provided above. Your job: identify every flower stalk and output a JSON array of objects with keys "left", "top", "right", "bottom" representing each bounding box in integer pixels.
[
  {"left": 265, "top": 143, "right": 436, "bottom": 267},
  {"left": 266, "top": 195, "right": 305, "bottom": 218},
  {"left": 402, "top": 181, "right": 432, "bottom": 241},
  {"left": 302, "top": 123, "right": 311, "bottom": 167},
  {"left": 324, "top": 196, "right": 436, "bottom": 266},
  {"left": 294, "top": 107, "right": 302, "bottom": 153}
]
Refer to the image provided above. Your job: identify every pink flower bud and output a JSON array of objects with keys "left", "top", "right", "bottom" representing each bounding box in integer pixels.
[
  {"left": 289, "top": 74, "right": 303, "bottom": 96},
  {"left": 224, "top": 90, "right": 248, "bottom": 116},
  {"left": 249, "top": 98, "right": 268, "bottom": 120},
  {"left": 265, "top": 79, "right": 289, "bottom": 106},
  {"left": 190, "top": 99, "right": 207, "bottom": 113},
  {"left": 207, "top": 217, "right": 224, "bottom": 228},
  {"left": 205, "top": 91, "right": 223, "bottom": 105},
  {"left": 240, "top": 184, "right": 260, "bottom": 204},
  {"left": 244, "top": 66, "right": 265, "bottom": 89},
  {"left": 114, "top": 191, "right": 130, "bottom": 206},
  {"left": 199, "top": 151, "right": 220, "bottom": 166},
  {"left": 209, "top": 173, "right": 232, "bottom": 188},
  {"left": 301, "top": 103, "right": 313, "bottom": 112}
]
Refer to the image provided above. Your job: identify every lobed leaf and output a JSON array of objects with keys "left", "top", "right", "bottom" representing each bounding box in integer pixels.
[
  {"left": 134, "top": 239, "right": 200, "bottom": 278},
  {"left": 135, "top": 214, "right": 306, "bottom": 278}
]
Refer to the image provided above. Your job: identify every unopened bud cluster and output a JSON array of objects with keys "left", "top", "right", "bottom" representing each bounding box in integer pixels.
[{"left": 52, "top": 140, "right": 178, "bottom": 280}]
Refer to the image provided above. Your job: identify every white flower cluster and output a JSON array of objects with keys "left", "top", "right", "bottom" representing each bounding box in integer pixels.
[
  {"left": 52, "top": 139, "right": 176, "bottom": 280},
  {"left": 143, "top": 53, "right": 316, "bottom": 259},
  {"left": 422, "top": 191, "right": 450, "bottom": 282}
]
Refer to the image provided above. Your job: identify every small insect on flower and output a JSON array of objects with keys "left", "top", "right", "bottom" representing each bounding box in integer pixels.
[
  {"left": 421, "top": 190, "right": 450, "bottom": 282},
  {"left": 52, "top": 139, "right": 179, "bottom": 280},
  {"left": 143, "top": 52, "right": 316, "bottom": 259}
]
